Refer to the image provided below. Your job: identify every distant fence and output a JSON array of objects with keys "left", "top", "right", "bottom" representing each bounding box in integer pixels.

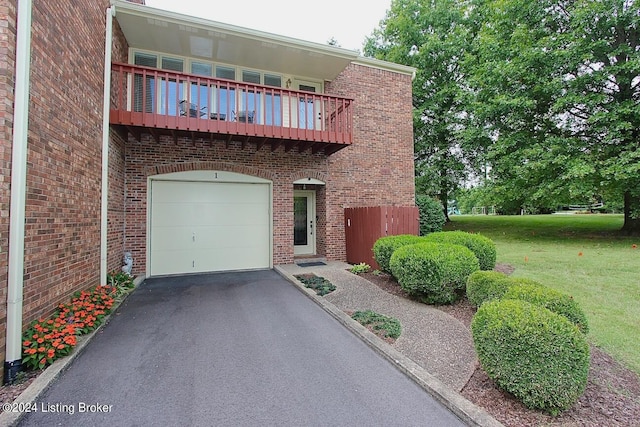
[
  {"left": 472, "top": 206, "right": 496, "bottom": 215},
  {"left": 344, "top": 206, "right": 419, "bottom": 270}
]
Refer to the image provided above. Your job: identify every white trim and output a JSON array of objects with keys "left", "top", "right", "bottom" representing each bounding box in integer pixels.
[
  {"left": 111, "top": 0, "right": 360, "bottom": 60},
  {"left": 113, "top": 0, "right": 415, "bottom": 79},
  {"left": 100, "top": 6, "right": 115, "bottom": 286},
  {"left": 351, "top": 56, "right": 417, "bottom": 79},
  {"left": 293, "top": 190, "right": 316, "bottom": 256},
  {"left": 6, "top": 0, "right": 33, "bottom": 374},
  {"left": 146, "top": 171, "right": 273, "bottom": 277},
  {"left": 293, "top": 178, "right": 326, "bottom": 185}
]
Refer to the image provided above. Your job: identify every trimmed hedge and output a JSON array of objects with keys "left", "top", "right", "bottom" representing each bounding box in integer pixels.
[
  {"left": 373, "top": 234, "right": 424, "bottom": 274},
  {"left": 415, "top": 195, "right": 446, "bottom": 235},
  {"left": 390, "top": 242, "right": 479, "bottom": 304},
  {"left": 472, "top": 299, "right": 590, "bottom": 415},
  {"left": 503, "top": 283, "right": 589, "bottom": 334},
  {"left": 466, "top": 271, "right": 511, "bottom": 307},
  {"left": 424, "top": 231, "right": 497, "bottom": 270}
]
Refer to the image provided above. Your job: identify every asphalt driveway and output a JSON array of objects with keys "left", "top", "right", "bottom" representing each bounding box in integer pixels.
[{"left": 19, "top": 270, "right": 465, "bottom": 426}]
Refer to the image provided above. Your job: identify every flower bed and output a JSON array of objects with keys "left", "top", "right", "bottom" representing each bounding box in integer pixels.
[{"left": 21, "top": 272, "right": 135, "bottom": 370}]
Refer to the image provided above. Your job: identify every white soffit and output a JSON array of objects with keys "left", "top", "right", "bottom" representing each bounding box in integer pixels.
[
  {"left": 294, "top": 178, "right": 326, "bottom": 185},
  {"left": 111, "top": 0, "right": 359, "bottom": 80}
]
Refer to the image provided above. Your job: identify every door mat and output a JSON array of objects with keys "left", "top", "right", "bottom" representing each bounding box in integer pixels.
[{"left": 296, "top": 262, "right": 327, "bottom": 267}]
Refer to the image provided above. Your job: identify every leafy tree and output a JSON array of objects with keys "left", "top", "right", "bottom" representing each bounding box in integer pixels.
[
  {"left": 558, "top": 0, "right": 640, "bottom": 233},
  {"left": 364, "top": 0, "right": 484, "bottom": 220},
  {"left": 468, "top": 0, "right": 640, "bottom": 233}
]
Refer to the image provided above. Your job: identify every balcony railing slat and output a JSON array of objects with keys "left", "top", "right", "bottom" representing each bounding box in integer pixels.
[{"left": 110, "top": 62, "right": 352, "bottom": 147}]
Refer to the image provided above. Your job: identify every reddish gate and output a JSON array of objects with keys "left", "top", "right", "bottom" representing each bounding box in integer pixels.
[{"left": 344, "top": 206, "right": 419, "bottom": 270}]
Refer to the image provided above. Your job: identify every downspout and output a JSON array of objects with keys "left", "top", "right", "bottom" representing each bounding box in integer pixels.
[
  {"left": 5, "top": 0, "right": 33, "bottom": 384},
  {"left": 100, "top": 6, "right": 115, "bottom": 284}
]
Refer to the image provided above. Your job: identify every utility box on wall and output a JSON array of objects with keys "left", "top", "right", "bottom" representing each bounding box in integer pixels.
[{"left": 344, "top": 206, "right": 419, "bottom": 270}]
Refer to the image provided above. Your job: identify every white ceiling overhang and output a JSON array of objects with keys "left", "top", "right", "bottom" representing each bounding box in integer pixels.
[{"left": 110, "top": 0, "right": 360, "bottom": 81}]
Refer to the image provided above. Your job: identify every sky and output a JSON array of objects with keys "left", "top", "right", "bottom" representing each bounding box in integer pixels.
[{"left": 144, "top": 0, "right": 392, "bottom": 52}]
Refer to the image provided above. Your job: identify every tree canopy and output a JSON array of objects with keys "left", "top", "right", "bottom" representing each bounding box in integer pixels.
[{"left": 365, "top": 0, "right": 640, "bottom": 233}]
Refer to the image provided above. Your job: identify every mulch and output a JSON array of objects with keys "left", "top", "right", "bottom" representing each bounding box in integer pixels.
[{"left": 360, "top": 269, "right": 640, "bottom": 427}]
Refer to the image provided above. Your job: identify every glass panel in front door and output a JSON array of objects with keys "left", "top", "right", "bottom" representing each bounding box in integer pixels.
[
  {"left": 294, "top": 196, "right": 308, "bottom": 246},
  {"left": 298, "top": 84, "right": 316, "bottom": 130}
]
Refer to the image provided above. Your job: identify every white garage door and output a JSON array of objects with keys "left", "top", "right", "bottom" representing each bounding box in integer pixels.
[{"left": 150, "top": 179, "right": 271, "bottom": 276}]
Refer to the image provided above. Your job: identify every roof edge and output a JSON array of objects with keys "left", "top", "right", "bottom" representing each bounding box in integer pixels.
[
  {"left": 111, "top": 0, "right": 360, "bottom": 62},
  {"left": 351, "top": 56, "right": 417, "bottom": 78}
]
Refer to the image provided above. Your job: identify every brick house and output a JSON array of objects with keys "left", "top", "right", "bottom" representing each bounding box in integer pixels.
[{"left": 0, "top": 0, "right": 415, "bottom": 380}]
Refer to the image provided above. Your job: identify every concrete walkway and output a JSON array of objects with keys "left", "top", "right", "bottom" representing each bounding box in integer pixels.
[
  {"left": 277, "top": 262, "right": 477, "bottom": 391},
  {"left": 276, "top": 262, "right": 502, "bottom": 427}
]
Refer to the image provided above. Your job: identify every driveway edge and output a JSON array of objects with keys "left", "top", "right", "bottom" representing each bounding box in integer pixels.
[
  {"left": 275, "top": 265, "right": 504, "bottom": 427},
  {"left": 0, "top": 275, "right": 146, "bottom": 427}
]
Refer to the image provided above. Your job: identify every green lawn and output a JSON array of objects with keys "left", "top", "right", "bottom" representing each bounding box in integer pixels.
[{"left": 445, "top": 214, "right": 640, "bottom": 374}]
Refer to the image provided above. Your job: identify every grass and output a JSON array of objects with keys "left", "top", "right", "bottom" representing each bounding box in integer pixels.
[{"left": 445, "top": 214, "right": 640, "bottom": 374}]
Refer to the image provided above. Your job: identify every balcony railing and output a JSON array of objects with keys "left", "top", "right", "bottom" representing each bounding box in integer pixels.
[{"left": 109, "top": 63, "right": 353, "bottom": 153}]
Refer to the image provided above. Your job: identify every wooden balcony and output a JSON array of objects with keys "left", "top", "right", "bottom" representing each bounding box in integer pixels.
[{"left": 109, "top": 63, "right": 353, "bottom": 155}]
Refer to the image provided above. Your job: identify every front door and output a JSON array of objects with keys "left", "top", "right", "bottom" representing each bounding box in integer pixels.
[
  {"left": 295, "top": 80, "right": 323, "bottom": 130},
  {"left": 293, "top": 190, "right": 316, "bottom": 255}
]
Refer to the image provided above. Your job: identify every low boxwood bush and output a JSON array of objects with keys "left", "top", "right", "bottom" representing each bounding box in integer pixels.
[
  {"left": 424, "top": 231, "right": 497, "bottom": 270},
  {"left": 390, "top": 242, "right": 479, "bottom": 304},
  {"left": 466, "top": 271, "right": 511, "bottom": 307},
  {"left": 472, "top": 299, "right": 590, "bottom": 415},
  {"left": 372, "top": 234, "right": 424, "bottom": 274},
  {"left": 466, "top": 273, "right": 544, "bottom": 308},
  {"left": 415, "top": 195, "right": 446, "bottom": 235},
  {"left": 503, "top": 284, "right": 589, "bottom": 334}
]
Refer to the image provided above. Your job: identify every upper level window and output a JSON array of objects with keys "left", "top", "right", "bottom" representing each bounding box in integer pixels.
[
  {"left": 216, "top": 66, "right": 235, "bottom": 80},
  {"left": 264, "top": 74, "right": 282, "bottom": 88},
  {"left": 191, "top": 62, "right": 212, "bottom": 76},
  {"left": 242, "top": 70, "right": 261, "bottom": 84}
]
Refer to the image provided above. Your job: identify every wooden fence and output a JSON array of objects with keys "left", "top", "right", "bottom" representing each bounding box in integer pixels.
[{"left": 344, "top": 206, "right": 419, "bottom": 270}]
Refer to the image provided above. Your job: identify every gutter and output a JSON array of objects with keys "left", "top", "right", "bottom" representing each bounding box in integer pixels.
[
  {"left": 5, "top": 0, "right": 33, "bottom": 384},
  {"left": 100, "top": 6, "right": 115, "bottom": 283}
]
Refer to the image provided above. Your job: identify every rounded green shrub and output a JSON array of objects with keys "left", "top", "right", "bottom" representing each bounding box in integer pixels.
[
  {"left": 372, "top": 234, "right": 424, "bottom": 273},
  {"left": 390, "top": 242, "right": 479, "bottom": 304},
  {"left": 506, "top": 277, "right": 544, "bottom": 287},
  {"left": 466, "top": 271, "right": 511, "bottom": 307},
  {"left": 415, "top": 195, "right": 446, "bottom": 235},
  {"left": 503, "top": 284, "right": 589, "bottom": 334},
  {"left": 471, "top": 299, "right": 590, "bottom": 415},
  {"left": 424, "top": 231, "right": 497, "bottom": 270}
]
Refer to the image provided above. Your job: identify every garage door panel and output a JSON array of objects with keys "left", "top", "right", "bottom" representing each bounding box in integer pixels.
[
  {"left": 193, "top": 248, "right": 268, "bottom": 272},
  {"left": 150, "top": 179, "right": 271, "bottom": 276},
  {"left": 150, "top": 226, "right": 195, "bottom": 251},
  {"left": 152, "top": 202, "right": 268, "bottom": 227},
  {"left": 150, "top": 251, "right": 198, "bottom": 276},
  {"left": 191, "top": 226, "right": 268, "bottom": 249},
  {"left": 151, "top": 203, "right": 202, "bottom": 227}
]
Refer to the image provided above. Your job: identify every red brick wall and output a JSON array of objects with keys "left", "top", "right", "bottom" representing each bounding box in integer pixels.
[
  {"left": 107, "top": 21, "right": 129, "bottom": 274},
  {"left": 20, "top": 0, "right": 110, "bottom": 324},
  {"left": 123, "top": 139, "right": 330, "bottom": 273},
  {"left": 121, "top": 63, "right": 414, "bottom": 272},
  {"left": 325, "top": 64, "right": 416, "bottom": 260},
  {"left": 0, "top": 0, "right": 17, "bottom": 374}
]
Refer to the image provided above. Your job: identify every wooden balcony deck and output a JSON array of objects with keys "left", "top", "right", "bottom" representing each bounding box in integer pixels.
[{"left": 109, "top": 63, "right": 353, "bottom": 155}]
